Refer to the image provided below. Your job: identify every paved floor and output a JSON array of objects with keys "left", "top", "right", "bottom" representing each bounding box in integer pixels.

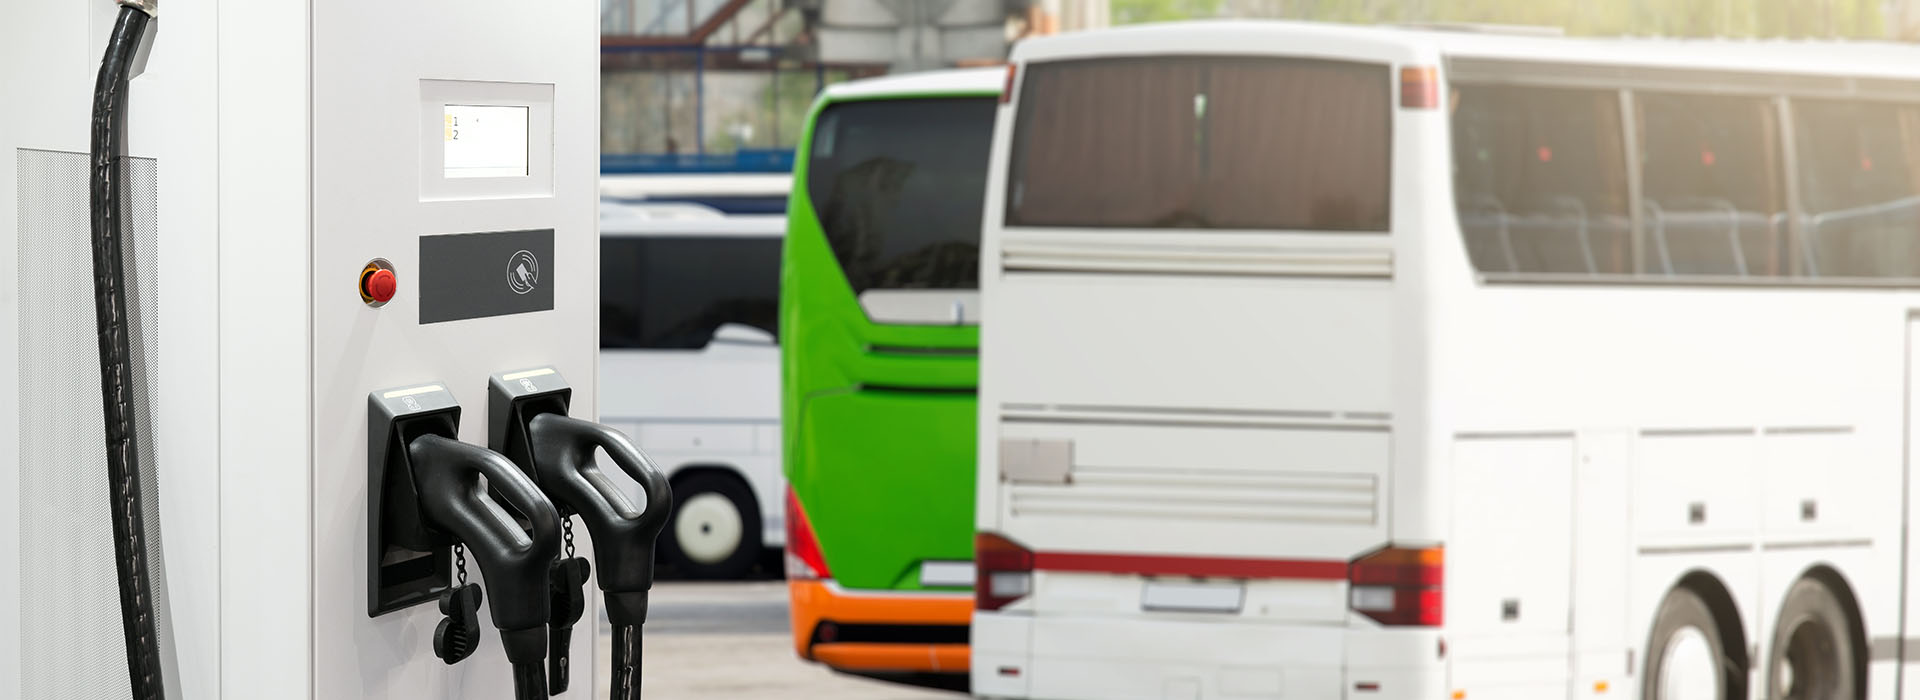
[{"left": 595, "top": 580, "right": 965, "bottom": 699}]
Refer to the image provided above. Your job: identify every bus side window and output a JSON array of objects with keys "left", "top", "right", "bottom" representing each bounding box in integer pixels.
[
  {"left": 1450, "top": 84, "right": 1630, "bottom": 275},
  {"left": 1791, "top": 99, "right": 1920, "bottom": 279},
  {"left": 600, "top": 236, "right": 781, "bottom": 350},
  {"left": 1634, "top": 92, "right": 1787, "bottom": 277}
]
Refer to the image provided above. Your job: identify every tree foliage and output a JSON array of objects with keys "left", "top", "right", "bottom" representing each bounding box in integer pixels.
[
  {"left": 1113, "top": 0, "right": 1228, "bottom": 25},
  {"left": 1113, "top": 0, "right": 1891, "bottom": 39}
]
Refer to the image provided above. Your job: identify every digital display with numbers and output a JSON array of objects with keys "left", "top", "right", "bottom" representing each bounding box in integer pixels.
[{"left": 443, "top": 105, "right": 530, "bottom": 179}]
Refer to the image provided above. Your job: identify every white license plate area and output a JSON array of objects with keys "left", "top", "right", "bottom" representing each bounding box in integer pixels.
[
  {"left": 919, "top": 560, "right": 976, "bottom": 588},
  {"left": 1142, "top": 580, "right": 1245, "bottom": 614}
]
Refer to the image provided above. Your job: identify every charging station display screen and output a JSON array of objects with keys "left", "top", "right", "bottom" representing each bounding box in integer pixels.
[{"left": 443, "top": 105, "right": 529, "bottom": 178}]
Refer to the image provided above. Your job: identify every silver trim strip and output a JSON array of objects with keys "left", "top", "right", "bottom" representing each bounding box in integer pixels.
[
  {"left": 1762, "top": 426, "right": 1855, "bottom": 436},
  {"left": 1453, "top": 430, "right": 1576, "bottom": 441},
  {"left": 1638, "top": 544, "right": 1755, "bottom": 555},
  {"left": 1639, "top": 427, "right": 1757, "bottom": 437},
  {"left": 1760, "top": 538, "right": 1873, "bottom": 552},
  {"left": 1021, "top": 404, "right": 1348, "bottom": 420},
  {"left": 1003, "top": 403, "right": 1392, "bottom": 422},
  {"left": 1003, "top": 414, "right": 1388, "bottom": 433}
]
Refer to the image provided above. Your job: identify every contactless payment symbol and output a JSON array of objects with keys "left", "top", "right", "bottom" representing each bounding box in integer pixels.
[{"left": 507, "top": 250, "right": 539, "bottom": 295}]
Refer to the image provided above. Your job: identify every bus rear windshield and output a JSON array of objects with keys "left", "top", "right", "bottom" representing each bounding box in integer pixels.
[
  {"left": 1007, "top": 55, "right": 1391, "bottom": 232},
  {"left": 806, "top": 97, "right": 996, "bottom": 293}
]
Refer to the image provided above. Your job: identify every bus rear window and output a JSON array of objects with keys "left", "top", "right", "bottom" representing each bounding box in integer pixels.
[
  {"left": 806, "top": 97, "right": 996, "bottom": 293},
  {"left": 1006, "top": 55, "right": 1391, "bottom": 232}
]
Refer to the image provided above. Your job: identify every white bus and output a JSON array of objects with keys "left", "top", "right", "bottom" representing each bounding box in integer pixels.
[
  {"left": 600, "top": 200, "right": 786, "bottom": 578},
  {"left": 974, "top": 21, "right": 1920, "bottom": 700}
]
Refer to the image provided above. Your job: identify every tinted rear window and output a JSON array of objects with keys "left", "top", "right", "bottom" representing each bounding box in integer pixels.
[
  {"left": 601, "top": 236, "right": 781, "bottom": 349},
  {"left": 806, "top": 97, "right": 996, "bottom": 293},
  {"left": 1007, "top": 55, "right": 1391, "bottom": 231}
]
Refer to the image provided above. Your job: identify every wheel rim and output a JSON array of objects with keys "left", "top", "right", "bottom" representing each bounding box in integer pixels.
[
  {"left": 1660, "top": 626, "right": 1721, "bottom": 700},
  {"left": 1778, "top": 614, "right": 1842, "bottom": 700},
  {"left": 674, "top": 492, "right": 744, "bottom": 565}
]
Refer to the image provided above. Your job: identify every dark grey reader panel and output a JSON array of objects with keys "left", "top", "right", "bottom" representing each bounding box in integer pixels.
[{"left": 419, "top": 228, "right": 555, "bottom": 324}]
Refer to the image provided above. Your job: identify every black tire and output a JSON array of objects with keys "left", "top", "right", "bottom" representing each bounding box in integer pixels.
[
  {"left": 660, "top": 471, "right": 762, "bottom": 579},
  {"left": 1644, "top": 587, "right": 1734, "bottom": 700},
  {"left": 1766, "top": 578, "right": 1857, "bottom": 700}
]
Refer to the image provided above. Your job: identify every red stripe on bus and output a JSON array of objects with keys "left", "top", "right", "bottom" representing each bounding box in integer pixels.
[{"left": 1032, "top": 551, "right": 1348, "bottom": 580}]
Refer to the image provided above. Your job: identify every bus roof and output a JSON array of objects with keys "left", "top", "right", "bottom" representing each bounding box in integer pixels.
[
  {"left": 819, "top": 66, "right": 1005, "bottom": 102},
  {"left": 599, "top": 209, "right": 786, "bottom": 238},
  {"left": 1011, "top": 20, "right": 1920, "bottom": 85},
  {"left": 599, "top": 173, "right": 790, "bottom": 200}
]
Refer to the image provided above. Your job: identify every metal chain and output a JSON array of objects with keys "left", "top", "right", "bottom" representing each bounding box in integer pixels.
[
  {"left": 563, "top": 517, "right": 576, "bottom": 559},
  {"left": 454, "top": 543, "right": 468, "bottom": 586}
]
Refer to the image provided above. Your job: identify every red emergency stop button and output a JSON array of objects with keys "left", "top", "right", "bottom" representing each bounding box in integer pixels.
[{"left": 360, "top": 265, "right": 396, "bottom": 305}]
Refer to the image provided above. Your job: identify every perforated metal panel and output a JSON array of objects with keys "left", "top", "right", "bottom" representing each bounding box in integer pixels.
[{"left": 16, "top": 148, "right": 174, "bottom": 698}]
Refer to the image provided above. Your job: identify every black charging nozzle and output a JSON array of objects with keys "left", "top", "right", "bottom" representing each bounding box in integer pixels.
[
  {"left": 368, "top": 383, "right": 562, "bottom": 700},
  {"left": 489, "top": 368, "right": 672, "bottom": 699}
]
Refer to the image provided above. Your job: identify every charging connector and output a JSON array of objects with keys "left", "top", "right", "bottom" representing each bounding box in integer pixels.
[{"left": 116, "top": 0, "right": 157, "bottom": 17}]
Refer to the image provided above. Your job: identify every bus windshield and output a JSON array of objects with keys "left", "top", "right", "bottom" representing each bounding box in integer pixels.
[{"left": 806, "top": 97, "right": 996, "bottom": 293}]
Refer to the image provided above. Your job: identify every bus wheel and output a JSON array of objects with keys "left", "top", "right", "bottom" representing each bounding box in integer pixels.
[
  {"left": 1766, "top": 578, "right": 1856, "bottom": 700},
  {"left": 663, "top": 472, "right": 762, "bottom": 579},
  {"left": 1645, "top": 588, "right": 1729, "bottom": 700}
]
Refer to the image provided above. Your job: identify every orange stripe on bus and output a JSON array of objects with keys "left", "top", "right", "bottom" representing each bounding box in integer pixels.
[
  {"left": 1034, "top": 551, "right": 1348, "bottom": 580},
  {"left": 787, "top": 580, "right": 972, "bottom": 672}
]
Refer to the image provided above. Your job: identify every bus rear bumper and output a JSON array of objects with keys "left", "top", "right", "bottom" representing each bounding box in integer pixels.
[
  {"left": 972, "top": 611, "right": 1443, "bottom": 700},
  {"left": 788, "top": 579, "right": 973, "bottom": 673}
]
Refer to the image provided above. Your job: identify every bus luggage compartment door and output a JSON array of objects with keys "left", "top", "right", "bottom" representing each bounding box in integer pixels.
[{"left": 1446, "top": 435, "right": 1574, "bottom": 693}]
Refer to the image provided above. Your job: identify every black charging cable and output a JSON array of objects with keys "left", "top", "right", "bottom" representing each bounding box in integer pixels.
[
  {"left": 609, "top": 619, "right": 642, "bottom": 700},
  {"left": 91, "top": 2, "right": 163, "bottom": 698}
]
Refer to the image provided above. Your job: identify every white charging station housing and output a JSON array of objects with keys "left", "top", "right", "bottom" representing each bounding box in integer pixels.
[{"left": 0, "top": 1, "right": 599, "bottom": 697}]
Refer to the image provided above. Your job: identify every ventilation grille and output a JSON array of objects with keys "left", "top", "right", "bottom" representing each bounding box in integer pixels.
[
  {"left": 17, "top": 148, "right": 173, "bottom": 698},
  {"left": 1000, "top": 237, "right": 1394, "bottom": 278},
  {"left": 1009, "top": 465, "right": 1377, "bottom": 525}
]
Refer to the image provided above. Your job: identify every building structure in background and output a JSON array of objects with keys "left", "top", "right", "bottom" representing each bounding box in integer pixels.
[
  {"left": 811, "top": 0, "right": 1020, "bottom": 71},
  {"left": 600, "top": 0, "right": 1108, "bottom": 172}
]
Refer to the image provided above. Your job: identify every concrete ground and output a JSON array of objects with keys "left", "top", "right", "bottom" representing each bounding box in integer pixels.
[{"left": 596, "top": 580, "right": 966, "bottom": 699}]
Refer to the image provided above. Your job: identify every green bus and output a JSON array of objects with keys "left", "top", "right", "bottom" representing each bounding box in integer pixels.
[{"left": 781, "top": 67, "right": 1003, "bottom": 676}]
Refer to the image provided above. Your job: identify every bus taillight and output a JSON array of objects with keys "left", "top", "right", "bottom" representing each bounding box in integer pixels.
[
  {"left": 784, "top": 487, "right": 831, "bottom": 581},
  {"left": 1400, "top": 66, "right": 1439, "bottom": 110},
  {"left": 975, "top": 531, "right": 1034, "bottom": 611},
  {"left": 1348, "top": 545, "right": 1443, "bottom": 626}
]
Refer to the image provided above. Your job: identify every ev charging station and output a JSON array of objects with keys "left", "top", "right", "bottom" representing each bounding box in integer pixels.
[{"left": 1, "top": 1, "right": 667, "bottom": 698}]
